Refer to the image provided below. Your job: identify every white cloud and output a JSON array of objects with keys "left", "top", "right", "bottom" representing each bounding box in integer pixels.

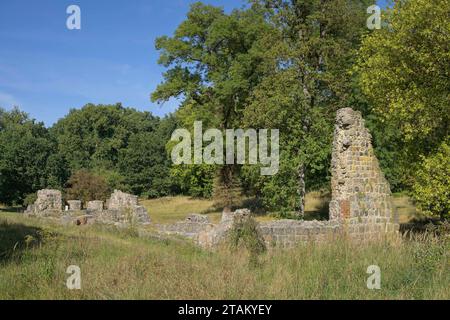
[{"left": 0, "top": 91, "right": 19, "bottom": 108}]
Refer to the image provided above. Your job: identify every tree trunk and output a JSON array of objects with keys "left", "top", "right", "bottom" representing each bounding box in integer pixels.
[{"left": 297, "top": 163, "right": 306, "bottom": 218}]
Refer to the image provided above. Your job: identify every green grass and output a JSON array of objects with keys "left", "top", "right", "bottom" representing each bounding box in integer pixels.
[
  {"left": 392, "top": 193, "right": 423, "bottom": 224},
  {"left": 0, "top": 212, "right": 448, "bottom": 300},
  {"left": 141, "top": 193, "right": 419, "bottom": 224},
  {"left": 140, "top": 196, "right": 222, "bottom": 224}
]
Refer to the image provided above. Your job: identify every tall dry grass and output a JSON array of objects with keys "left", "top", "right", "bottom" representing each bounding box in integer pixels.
[{"left": 0, "top": 212, "right": 448, "bottom": 300}]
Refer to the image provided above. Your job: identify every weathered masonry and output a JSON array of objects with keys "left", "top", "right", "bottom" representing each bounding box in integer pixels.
[
  {"left": 26, "top": 189, "right": 150, "bottom": 226},
  {"left": 158, "top": 108, "right": 400, "bottom": 248},
  {"left": 24, "top": 108, "right": 399, "bottom": 249}
]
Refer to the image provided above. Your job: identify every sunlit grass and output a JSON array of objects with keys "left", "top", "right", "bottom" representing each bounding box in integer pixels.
[
  {"left": 140, "top": 192, "right": 419, "bottom": 225},
  {"left": 0, "top": 212, "right": 448, "bottom": 300}
]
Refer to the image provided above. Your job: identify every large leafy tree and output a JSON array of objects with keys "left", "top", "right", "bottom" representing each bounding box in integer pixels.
[
  {"left": 118, "top": 115, "right": 178, "bottom": 198},
  {"left": 357, "top": 0, "right": 449, "bottom": 172},
  {"left": 357, "top": 0, "right": 450, "bottom": 218},
  {"left": 0, "top": 107, "right": 67, "bottom": 205},
  {"left": 243, "top": 0, "right": 372, "bottom": 215},
  {"left": 51, "top": 103, "right": 176, "bottom": 198},
  {"left": 152, "top": 3, "right": 273, "bottom": 207},
  {"left": 51, "top": 103, "right": 160, "bottom": 170}
]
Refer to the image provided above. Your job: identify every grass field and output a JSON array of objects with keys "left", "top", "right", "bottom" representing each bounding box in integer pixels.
[
  {"left": 1, "top": 194, "right": 447, "bottom": 300},
  {"left": 142, "top": 192, "right": 419, "bottom": 224},
  {"left": 0, "top": 212, "right": 448, "bottom": 300}
]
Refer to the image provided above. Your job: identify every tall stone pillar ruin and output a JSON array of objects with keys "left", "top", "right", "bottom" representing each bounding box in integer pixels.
[{"left": 329, "top": 108, "right": 397, "bottom": 225}]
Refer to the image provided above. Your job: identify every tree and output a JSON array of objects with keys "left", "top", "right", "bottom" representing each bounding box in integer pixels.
[
  {"left": 357, "top": 0, "right": 450, "bottom": 218},
  {"left": 65, "top": 169, "right": 110, "bottom": 205},
  {"left": 51, "top": 103, "right": 159, "bottom": 171},
  {"left": 118, "top": 115, "right": 177, "bottom": 198},
  {"left": 243, "top": 0, "right": 372, "bottom": 215},
  {"left": 0, "top": 107, "right": 64, "bottom": 205},
  {"left": 152, "top": 2, "right": 273, "bottom": 207},
  {"left": 412, "top": 142, "right": 450, "bottom": 221},
  {"left": 357, "top": 0, "right": 449, "bottom": 168},
  {"left": 51, "top": 103, "right": 175, "bottom": 197}
]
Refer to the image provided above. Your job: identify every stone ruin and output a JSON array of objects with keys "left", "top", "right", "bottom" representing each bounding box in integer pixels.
[
  {"left": 26, "top": 189, "right": 150, "bottom": 226},
  {"left": 155, "top": 108, "right": 400, "bottom": 248},
  {"left": 25, "top": 189, "right": 62, "bottom": 217},
  {"left": 23, "top": 108, "right": 399, "bottom": 248},
  {"left": 98, "top": 190, "right": 150, "bottom": 225},
  {"left": 329, "top": 108, "right": 394, "bottom": 221},
  {"left": 67, "top": 200, "right": 81, "bottom": 211}
]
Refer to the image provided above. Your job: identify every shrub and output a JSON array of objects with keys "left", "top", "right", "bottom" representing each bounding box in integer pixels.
[
  {"left": 412, "top": 142, "right": 450, "bottom": 221},
  {"left": 228, "top": 214, "right": 266, "bottom": 265},
  {"left": 23, "top": 193, "right": 37, "bottom": 207},
  {"left": 65, "top": 169, "right": 110, "bottom": 204}
]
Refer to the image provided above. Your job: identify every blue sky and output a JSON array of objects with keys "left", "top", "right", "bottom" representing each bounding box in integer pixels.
[{"left": 0, "top": 0, "right": 388, "bottom": 126}]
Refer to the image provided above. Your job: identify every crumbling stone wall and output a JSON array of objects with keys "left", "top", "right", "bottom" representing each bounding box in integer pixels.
[
  {"left": 67, "top": 200, "right": 82, "bottom": 211},
  {"left": 26, "top": 190, "right": 150, "bottom": 226},
  {"left": 25, "top": 189, "right": 62, "bottom": 217},
  {"left": 257, "top": 108, "right": 399, "bottom": 248},
  {"left": 329, "top": 108, "right": 395, "bottom": 222},
  {"left": 97, "top": 190, "right": 150, "bottom": 225},
  {"left": 156, "top": 214, "right": 214, "bottom": 240},
  {"left": 156, "top": 108, "right": 399, "bottom": 249},
  {"left": 87, "top": 200, "right": 104, "bottom": 211},
  {"left": 107, "top": 190, "right": 138, "bottom": 209}
]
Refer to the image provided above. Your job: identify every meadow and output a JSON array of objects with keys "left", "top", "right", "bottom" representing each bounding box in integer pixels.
[{"left": 0, "top": 194, "right": 448, "bottom": 300}]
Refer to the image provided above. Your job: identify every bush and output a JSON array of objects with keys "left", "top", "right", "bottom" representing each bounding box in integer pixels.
[
  {"left": 228, "top": 214, "right": 266, "bottom": 265},
  {"left": 65, "top": 169, "right": 110, "bottom": 204},
  {"left": 23, "top": 193, "right": 37, "bottom": 207},
  {"left": 412, "top": 142, "right": 450, "bottom": 221}
]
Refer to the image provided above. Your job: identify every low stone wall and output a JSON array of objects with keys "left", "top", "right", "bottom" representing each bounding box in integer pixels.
[
  {"left": 258, "top": 220, "right": 340, "bottom": 248},
  {"left": 154, "top": 108, "right": 400, "bottom": 249},
  {"left": 87, "top": 200, "right": 104, "bottom": 211},
  {"left": 258, "top": 217, "right": 399, "bottom": 248},
  {"left": 153, "top": 211, "right": 400, "bottom": 249},
  {"left": 26, "top": 189, "right": 150, "bottom": 226},
  {"left": 155, "top": 214, "right": 214, "bottom": 239},
  {"left": 67, "top": 200, "right": 82, "bottom": 211}
]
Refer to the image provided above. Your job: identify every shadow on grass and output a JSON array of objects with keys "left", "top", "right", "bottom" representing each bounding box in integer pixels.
[
  {"left": 0, "top": 206, "right": 23, "bottom": 213},
  {"left": 0, "top": 218, "right": 44, "bottom": 264},
  {"left": 400, "top": 217, "right": 449, "bottom": 235}
]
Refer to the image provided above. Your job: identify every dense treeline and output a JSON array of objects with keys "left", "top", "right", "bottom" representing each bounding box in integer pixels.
[
  {"left": 0, "top": 104, "right": 179, "bottom": 205},
  {"left": 0, "top": 0, "right": 448, "bottom": 219}
]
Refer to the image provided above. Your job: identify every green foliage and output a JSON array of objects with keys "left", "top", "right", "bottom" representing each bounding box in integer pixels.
[
  {"left": 51, "top": 103, "right": 176, "bottom": 198},
  {"left": 0, "top": 107, "right": 66, "bottom": 205},
  {"left": 51, "top": 103, "right": 159, "bottom": 170},
  {"left": 92, "top": 168, "right": 127, "bottom": 193},
  {"left": 65, "top": 169, "right": 110, "bottom": 204},
  {"left": 357, "top": 0, "right": 450, "bottom": 213},
  {"left": 363, "top": 115, "right": 407, "bottom": 192},
  {"left": 228, "top": 214, "right": 266, "bottom": 264},
  {"left": 152, "top": 3, "right": 274, "bottom": 200},
  {"left": 118, "top": 115, "right": 177, "bottom": 198},
  {"left": 170, "top": 164, "right": 215, "bottom": 198},
  {"left": 0, "top": 104, "right": 178, "bottom": 204},
  {"left": 23, "top": 193, "right": 37, "bottom": 207},
  {"left": 241, "top": 0, "right": 370, "bottom": 212},
  {"left": 357, "top": 0, "right": 449, "bottom": 160},
  {"left": 412, "top": 142, "right": 450, "bottom": 220}
]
